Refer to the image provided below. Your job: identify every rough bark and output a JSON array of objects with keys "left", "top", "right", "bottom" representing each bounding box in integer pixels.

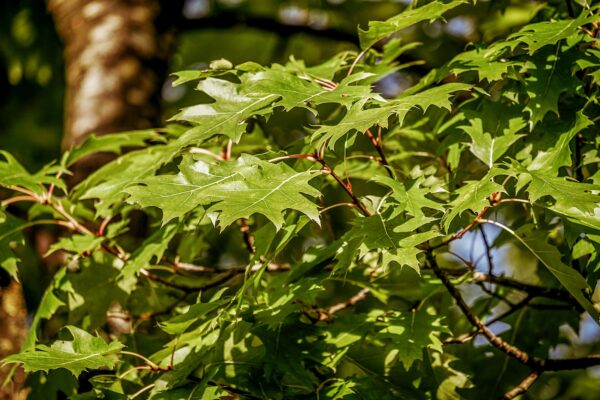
[
  {"left": 0, "top": 277, "right": 28, "bottom": 400},
  {"left": 0, "top": 2, "right": 181, "bottom": 397},
  {"left": 47, "top": 0, "right": 180, "bottom": 148}
]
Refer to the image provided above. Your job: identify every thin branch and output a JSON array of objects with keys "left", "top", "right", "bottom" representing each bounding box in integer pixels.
[
  {"left": 240, "top": 219, "right": 256, "bottom": 254},
  {"left": 430, "top": 204, "right": 491, "bottom": 250},
  {"left": 169, "top": 257, "right": 214, "bottom": 274},
  {"left": 1, "top": 195, "right": 38, "bottom": 207},
  {"left": 429, "top": 251, "right": 600, "bottom": 377},
  {"left": 471, "top": 272, "right": 576, "bottom": 307},
  {"left": 269, "top": 153, "right": 317, "bottom": 163},
  {"left": 8, "top": 185, "right": 38, "bottom": 198},
  {"left": 179, "top": 12, "right": 360, "bottom": 46},
  {"left": 223, "top": 139, "right": 233, "bottom": 161},
  {"left": 427, "top": 252, "right": 533, "bottom": 366},
  {"left": 189, "top": 147, "right": 224, "bottom": 161},
  {"left": 315, "top": 153, "right": 372, "bottom": 216},
  {"left": 444, "top": 296, "right": 531, "bottom": 345},
  {"left": 478, "top": 225, "right": 494, "bottom": 275},
  {"left": 346, "top": 48, "right": 368, "bottom": 77},
  {"left": 120, "top": 351, "right": 161, "bottom": 370},
  {"left": 502, "top": 370, "right": 541, "bottom": 400},
  {"left": 327, "top": 287, "right": 370, "bottom": 315},
  {"left": 364, "top": 128, "right": 393, "bottom": 178},
  {"left": 320, "top": 202, "right": 357, "bottom": 214},
  {"left": 140, "top": 269, "right": 235, "bottom": 293}
]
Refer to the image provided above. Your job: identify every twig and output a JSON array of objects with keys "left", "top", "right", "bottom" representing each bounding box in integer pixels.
[
  {"left": 223, "top": 139, "right": 233, "bottom": 161},
  {"left": 269, "top": 153, "right": 317, "bottom": 163},
  {"left": 240, "top": 219, "right": 256, "bottom": 254},
  {"left": 170, "top": 258, "right": 214, "bottom": 274},
  {"left": 1, "top": 195, "right": 38, "bottom": 207},
  {"left": 319, "top": 202, "right": 357, "bottom": 214},
  {"left": 365, "top": 128, "right": 393, "bottom": 178},
  {"left": 189, "top": 147, "right": 224, "bottom": 161},
  {"left": 346, "top": 48, "right": 368, "bottom": 77},
  {"left": 427, "top": 252, "right": 533, "bottom": 365},
  {"left": 314, "top": 152, "right": 372, "bottom": 216},
  {"left": 471, "top": 272, "right": 576, "bottom": 307},
  {"left": 502, "top": 370, "right": 541, "bottom": 400},
  {"left": 140, "top": 269, "right": 235, "bottom": 293},
  {"left": 327, "top": 287, "right": 370, "bottom": 315},
  {"left": 443, "top": 296, "right": 531, "bottom": 345},
  {"left": 97, "top": 215, "right": 112, "bottom": 237},
  {"left": 430, "top": 204, "right": 492, "bottom": 250},
  {"left": 478, "top": 225, "right": 494, "bottom": 275},
  {"left": 429, "top": 250, "right": 600, "bottom": 383}
]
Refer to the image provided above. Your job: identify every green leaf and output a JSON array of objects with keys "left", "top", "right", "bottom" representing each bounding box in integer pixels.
[
  {"left": 46, "top": 234, "right": 104, "bottom": 257},
  {"left": 528, "top": 111, "right": 593, "bottom": 174},
  {"left": 160, "top": 298, "right": 229, "bottom": 335},
  {"left": 443, "top": 169, "right": 505, "bottom": 231},
  {"left": 244, "top": 69, "right": 375, "bottom": 112},
  {"left": 126, "top": 155, "right": 321, "bottom": 229},
  {"left": 65, "top": 254, "right": 128, "bottom": 330},
  {"left": 517, "top": 169, "right": 600, "bottom": 214},
  {"left": 171, "top": 68, "right": 232, "bottom": 86},
  {"left": 375, "top": 309, "right": 447, "bottom": 369},
  {"left": 64, "top": 130, "right": 163, "bottom": 167},
  {"left": 508, "top": 12, "right": 592, "bottom": 55},
  {"left": 25, "top": 270, "right": 67, "bottom": 348},
  {"left": 119, "top": 222, "right": 179, "bottom": 286},
  {"left": 313, "top": 83, "right": 470, "bottom": 149},
  {"left": 522, "top": 46, "right": 580, "bottom": 126},
  {"left": 336, "top": 213, "right": 437, "bottom": 273},
  {"left": 459, "top": 103, "right": 527, "bottom": 167},
  {"left": 0, "top": 210, "right": 26, "bottom": 280},
  {"left": 171, "top": 78, "right": 278, "bottom": 144},
  {"left": 372, "top": 175, "right": 444, "bottom": 218},
  {"left": 358, "top": 1, "right": 465, "bottom": 49},
  {"left": 74, "top": 145, "right": 174, "bottom": 217},
  {"left": 254, "top": 278, "right": 325, "bottom": 329},
  {"left": 440, "top": 44, "right": 518, "bottom": 82},
  {"left": 0, "top": 151, "right": 61, "bottom": 196},
  {"left": 492, "top": 224, "right": 599, "bottom": 322},
  {"left": 3, "top": 326, "right": 124, "bottom": 376}
]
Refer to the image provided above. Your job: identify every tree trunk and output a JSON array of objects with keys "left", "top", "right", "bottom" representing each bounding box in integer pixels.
[
  {"left": 0, "top": 278, "right": 28, "bottom": 400},
  {"left": 0, "top": 2, "right": 180, "bottom": 397},
  {"left": 47, "top": 0, "right": 179, "bottom": 149}
]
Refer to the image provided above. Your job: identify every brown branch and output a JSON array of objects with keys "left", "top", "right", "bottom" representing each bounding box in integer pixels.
[
  {"left": 365, "top": 127, "right": 393, "bottom": 178},
  {"left": 427, "top": 252, "right": 533, "bottom": 366},
  {"left": 327, "top": 287, "right": 370, "bottom": 315},
  {"left": 140, "top": 269, "right": 235, "bottom": 293},
  {"left": 314, "top": 152, "right": 372, "bottom": 216},
  {"left": 240, "top": 219, "right": 256, "bottom": 254},
  {"left": 444, "top": 296, "right": 531, "bottom": 345},
  {"left": 179, "top": 12, "right": 360, "bottom": 46},
  {"left": 478, "top": 225, "right": 494, "bottom": 275},
  {"left": 471, "top": 272, "right": 577, "bottom": 307},
  {"left": 1, "top": 195, "right": 38, "bottom": 207},
  {"left": 502, "top": 370, "right": 541, "bottom": 400},
  {"left": 430, "top": 249, "right": 600, "bottom": 397},
  {"left": 541, "top": 354, "right": 600, "bottom": 371}
]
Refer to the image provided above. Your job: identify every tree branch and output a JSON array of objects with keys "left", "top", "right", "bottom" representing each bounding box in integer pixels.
[
  {"left": 315, "top": 153, "right": 372, "bottom": 217},
  {"left": 327, "top": 287, "right": 370, "bottom": 315},
  {"left": 471, "top": 272, "right": 577, "bottom": 307},
  {"left": 427, "top": 252, "right": 533, "bottom": 366},
  {"left": 502, "top": 370, "right": 541, "bottom": 400},
  {"left": 179, "top": 12, "right": 359, "bottom": 45}
]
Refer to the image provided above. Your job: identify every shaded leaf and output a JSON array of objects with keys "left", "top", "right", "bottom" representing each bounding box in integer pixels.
[{"left": 4, "top": 326, "right": 123, "bottom": 376}]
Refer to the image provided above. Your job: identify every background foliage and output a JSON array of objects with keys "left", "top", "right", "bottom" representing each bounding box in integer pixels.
[{"left": 1, "top": 0, "right": 600, "bottom": 399}]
